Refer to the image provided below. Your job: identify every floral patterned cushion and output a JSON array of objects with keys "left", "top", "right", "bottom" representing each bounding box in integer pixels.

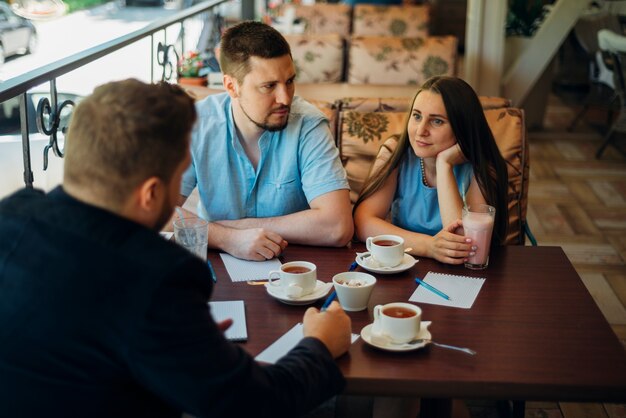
[
  {"left": 307, "top": 98, "right": 339, "bottom": 139},
  {"left": 283, "top": 3, "right": 352, "bottom": 36},
  {"left": 338, "top": 110, "right": 406, "bottom": 202},
  {"left": 284, "top": 34, "right": 344, "bottom": 83},
  {"left": 348, "top": 36, "right": 458, "bottom": 85},
  {"left": 352, "top": 4, "right": 431, "bottom": 38}
]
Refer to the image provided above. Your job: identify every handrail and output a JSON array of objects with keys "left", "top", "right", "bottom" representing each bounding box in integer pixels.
[
  {"left": 0, "top": 0, "right": 228, "bottom": 102},
  {"left": 0, "top": 0, "right": 230, "bottom": 191}
]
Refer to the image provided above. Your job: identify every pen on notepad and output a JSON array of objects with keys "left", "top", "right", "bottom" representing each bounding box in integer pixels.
[
  {"left": 322, "top": 261, "right": 358, "bottom": 311},
  {"left": 207, "top": 260, "right": 217, "bottom": 283},
  {"left": 415, "top": 277, "right": 451, "bottom": 301}
]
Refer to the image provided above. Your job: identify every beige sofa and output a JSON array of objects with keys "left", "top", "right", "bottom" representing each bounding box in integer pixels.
[
  {"left": 278, "top": 3, "right": 456, "bottom": 85},
  {"left": 284, "top": 33, "right": 457, "bottom": 85}
]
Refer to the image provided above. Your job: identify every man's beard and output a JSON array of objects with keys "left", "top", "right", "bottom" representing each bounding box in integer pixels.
[{"left": 239, "top": 102, "right": 290, "bottom": 132}]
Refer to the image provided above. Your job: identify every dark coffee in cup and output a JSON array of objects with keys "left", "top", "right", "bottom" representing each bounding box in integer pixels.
[
  {"left": 373, "top": 239, "right": 400, "bottom": 247},
  {"left": 383, "top": 307, "right": 417, "bottom": 318},
  {"left": 283, "top": 266, "right": 311, "bottom": 274}
]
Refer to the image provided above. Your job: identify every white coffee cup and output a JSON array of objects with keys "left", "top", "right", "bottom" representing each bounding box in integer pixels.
[
  {"left": 366, "top": 234, "right": 405, "bottom": 267},
  {"left": 372, "top": 303, "right": 421, "bottom": 344},
  {"left": 268, "top": 261, "right": 317, "bottom": 298},
  {"left": 332, "top": 272, "right": 376, "bottom": 312}
]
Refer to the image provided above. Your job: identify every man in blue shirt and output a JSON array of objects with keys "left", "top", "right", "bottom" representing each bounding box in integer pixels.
[{"left": 179, "top": 21, "right": 353, "bottom": 261}]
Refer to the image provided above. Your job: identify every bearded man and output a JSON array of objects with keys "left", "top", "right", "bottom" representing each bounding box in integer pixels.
[{"left": 178, "top": 21, "right": 353, "bottom": 261}]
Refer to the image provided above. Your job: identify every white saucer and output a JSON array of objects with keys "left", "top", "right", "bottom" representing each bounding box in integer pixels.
[
  {"left": 265, "top": 280, "right": 332, "bottom": 305},
  {"left": 355, "top": 252, "right": 418, "bottom": 274},
  {"left": 361, "top": 321, "right": 432, "bottom": 352}
]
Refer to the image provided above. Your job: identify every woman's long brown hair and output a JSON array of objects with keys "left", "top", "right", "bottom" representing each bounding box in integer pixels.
[{"left": 354, "top": 76, "right": 509, "bottom": 245}]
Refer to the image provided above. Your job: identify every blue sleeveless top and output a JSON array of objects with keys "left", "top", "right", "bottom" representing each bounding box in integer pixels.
[{"left": 391, "top": 151, "right": 473, "bottom": 236}]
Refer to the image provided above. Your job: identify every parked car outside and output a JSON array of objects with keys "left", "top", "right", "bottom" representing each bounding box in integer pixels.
[
  {"left": 0, "top": 2, "right": 37, "bottom": 65},
  {"left": 0, "top": 91, "right": 81, "bottom": 135}
]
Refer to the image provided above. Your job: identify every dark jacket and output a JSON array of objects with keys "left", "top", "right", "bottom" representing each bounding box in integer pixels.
[{"left": 0, "top": 187, "right": 344, "bottom": 417}]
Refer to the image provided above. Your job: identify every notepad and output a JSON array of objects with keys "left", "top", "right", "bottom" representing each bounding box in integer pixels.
[
  {"left": 409, "top": 271, "right": 485, "bottom": 309},
  {"left": 220, "top": 253, "right": 283, "bottom": 282},
  {"left": 208, "top": 300, "right": 248, "bottom": 341},
  {"left": 256, "top": 323, "right": 360, "bottom": 364}
]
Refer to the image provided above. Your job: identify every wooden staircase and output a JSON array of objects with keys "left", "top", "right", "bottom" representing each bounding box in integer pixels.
[
  {"left": 465, "top": 0, "right": 589, "bottom": 108},
  {"left": 502, "top": 0, "right": 589, "bottom": 105}
]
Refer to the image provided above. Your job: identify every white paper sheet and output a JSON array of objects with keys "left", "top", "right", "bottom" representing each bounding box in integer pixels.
[
  {"left": 409, "top": 271, "right": 485, "bottom": 309},
  {"left": 219, "top": 253, "right": 282, "bottom": 282},
  {"left": 208, "top": 300, "right": 247, "bottom": 341},
  {"left": 256, "top": 323, "right": 360, "bottom": 364}
]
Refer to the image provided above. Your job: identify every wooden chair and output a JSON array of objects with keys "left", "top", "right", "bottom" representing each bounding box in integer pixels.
[
  {"left": 568, "top": 13, "right": 621, "bottom": 132},
  {"left": 597, "top": 28, "right": 626, "bottom": 157}
]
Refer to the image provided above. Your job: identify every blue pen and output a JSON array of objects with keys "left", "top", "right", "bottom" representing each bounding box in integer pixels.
[
  {"left": 207, "top": 260, "right": 217, "bottom": 283},
  {"left": 322, "top": 261, "right": 359, "bottom": 311},
  {"left": 415, "top": 277, "right": 452, "bottom": 301},
  {"left": 320, "top": 292, "right": 336, "bottom": 311}
]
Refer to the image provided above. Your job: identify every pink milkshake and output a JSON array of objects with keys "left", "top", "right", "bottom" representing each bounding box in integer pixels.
[{"left": 462, "top": 205, "right": 495, "bottom": 270}]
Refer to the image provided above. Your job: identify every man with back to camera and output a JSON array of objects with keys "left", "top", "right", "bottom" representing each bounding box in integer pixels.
[
  {"left": 0, "top": 79, "right": 352, "bottom": 417},
  {"left": 177, "top": 21, "right": 354, "bottom": 261}
]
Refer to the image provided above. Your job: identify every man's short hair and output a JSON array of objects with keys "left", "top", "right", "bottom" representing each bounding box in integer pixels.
[
  {"left": 219, "top": 20, "right": 292, "bottom": 83},
  {"left": 64, "top": 79, "right": 197, "bottom": 208}
]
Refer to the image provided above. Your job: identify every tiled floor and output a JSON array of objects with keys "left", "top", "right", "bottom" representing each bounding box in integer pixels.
[
  {"left": 467, "top": 91, "right": 626, "bottom": 418},
  {"left": 529, "top": 93, "right": 626, "bottom": 346}
]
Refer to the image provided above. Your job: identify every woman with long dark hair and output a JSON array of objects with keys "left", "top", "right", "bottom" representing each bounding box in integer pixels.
[{"left": 354, "top": 76, "right": 508, "bottom": 265}]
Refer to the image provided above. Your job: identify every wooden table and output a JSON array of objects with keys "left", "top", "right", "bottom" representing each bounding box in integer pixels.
[{"left": 209, "top": 244, "right": 626, "bottom": 405}]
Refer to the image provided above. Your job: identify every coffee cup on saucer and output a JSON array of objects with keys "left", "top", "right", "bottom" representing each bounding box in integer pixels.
[
  {"left": 371, "top": 302, "right": 421, "bottom": 344},
  {"left": 366, "top": 235, "right": 404, "bottom": 268},
  {"left": 268, "top": 261, "right": 317, "bottom": 299}
]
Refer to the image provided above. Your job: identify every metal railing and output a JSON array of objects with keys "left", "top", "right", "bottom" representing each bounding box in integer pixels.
[{"left": 0, "top": 0, "right": 229, "bottom": 188}]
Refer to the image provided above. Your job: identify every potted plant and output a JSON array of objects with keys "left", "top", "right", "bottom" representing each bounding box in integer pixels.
[
  {"left": 177, "top": 50, "right": 208, "bottom": 86},
  {"left": 505, "top": 0, "right": 549, "bottom": 37}
]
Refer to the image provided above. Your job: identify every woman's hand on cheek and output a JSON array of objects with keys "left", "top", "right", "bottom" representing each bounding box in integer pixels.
[
  {"left": 428, "top": 219, "right": 475, "bottom": 264},
  {"left": 436, "top": 143, "right": 466, "bottom": 167}
]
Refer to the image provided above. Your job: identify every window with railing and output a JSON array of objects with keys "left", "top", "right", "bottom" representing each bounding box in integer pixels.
[{"left": 0, "top": 0, "right": 231, "bottom": 199}]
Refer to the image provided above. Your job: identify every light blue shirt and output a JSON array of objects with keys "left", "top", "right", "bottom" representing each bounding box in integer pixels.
[
  {"left": 391, "top": 151, "right": 473, "bottom": 236},
  {"left": 181, "top": 93, "right": 349, "bottom": 221}
]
